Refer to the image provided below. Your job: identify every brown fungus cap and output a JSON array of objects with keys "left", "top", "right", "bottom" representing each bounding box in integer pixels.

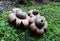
[
  {"left": 16, "top": 11, "right": 26, "bottom": 19},
  {"left": 28, "top": 9, "right": 39, "bottom": 17},
  {"left": 32, "top": 9, "right": 39, "bottom": 15},
  {"left": 35, "top": 17, "right": 45, "bottom": 29}
]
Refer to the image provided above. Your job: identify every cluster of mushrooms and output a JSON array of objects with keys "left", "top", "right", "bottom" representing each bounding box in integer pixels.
[{"left": 8, "top": 8, "right": 48, "bottom": 35}]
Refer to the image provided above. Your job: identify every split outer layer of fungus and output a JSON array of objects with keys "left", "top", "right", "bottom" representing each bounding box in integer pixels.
[{"left": 8, "top": 8, "right": 48, "bottom": 35}]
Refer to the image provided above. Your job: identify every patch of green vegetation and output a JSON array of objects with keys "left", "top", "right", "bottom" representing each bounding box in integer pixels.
[{"left": 0, "top": 2, "right": 60, "bottom": 41}]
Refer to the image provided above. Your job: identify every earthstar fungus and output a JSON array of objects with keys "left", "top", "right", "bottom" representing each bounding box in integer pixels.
[{"left": 8, "top": 8, "right": 48, "bottom": 35}]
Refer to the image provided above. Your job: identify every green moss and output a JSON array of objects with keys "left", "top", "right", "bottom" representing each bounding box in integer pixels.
[{"left": 0, "top": 2, "right": 60, "bottom": 41}]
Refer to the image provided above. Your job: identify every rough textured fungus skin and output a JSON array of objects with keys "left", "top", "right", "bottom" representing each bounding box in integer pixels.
[
  {"left": 30, "top": 23, "right": 37, "bottom": 31},
  {"left": 8, "top": 8, "right": 29, "bottom": 27},
  {"left": 28, "top": 9, "right": 40, "bottom": 23},
  {"left": 43, "top": 21, "right": 48, "bottom": 30},
  {"left": 8, "top": 13, "right": 16, "bottom": 22},
  {"left": 28, "top": 9, "right": 48, "bottom": 35},
  {"left": 8, "top": 8, "right": 48, "bottom": 35},
  {"left": 12, "top": 8, "right": 22, "bottom": 14},
  {"left": 16, "top": 18, "right": 21, "bottom": 26},
  {"left": 29, "top": 20, "right": 48, "bottom": 35},
  {"left": 36, "top": 28, "right": 44, "bottom": 35}
]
